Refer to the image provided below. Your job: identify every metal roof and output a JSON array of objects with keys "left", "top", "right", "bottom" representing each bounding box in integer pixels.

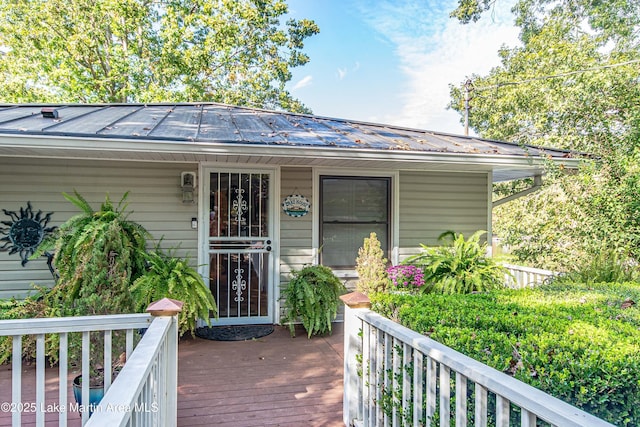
[{"left": 0, "top": 103, "right": 582, "bottom": 181}]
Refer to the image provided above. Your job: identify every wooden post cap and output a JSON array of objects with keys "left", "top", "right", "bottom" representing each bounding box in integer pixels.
[
  {"left": 146, "top": 298, "right": 184, "bottom": 316},
  {"left": 339, "top": 291, "right": 371, "bottom": 309}
]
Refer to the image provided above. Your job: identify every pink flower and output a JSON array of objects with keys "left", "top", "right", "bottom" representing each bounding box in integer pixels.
[{"left": 387, "top": 265, "right": 425, "bottom": 290}]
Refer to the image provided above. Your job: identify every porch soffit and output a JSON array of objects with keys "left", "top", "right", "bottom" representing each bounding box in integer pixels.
[{"left": 0, "top": 103, "right": 584, "bottom": 182}]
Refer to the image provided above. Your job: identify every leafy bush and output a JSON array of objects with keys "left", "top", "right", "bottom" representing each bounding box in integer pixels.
[
  {"left": 552, "top": 249, "right": 639, "bottom": 284},
  {"left": 370, "top": 282, "right": 640, "bottom": 426},
  {"left": 404, "top": 230, "right": 507, "bottom": 294},
  {"left": 355, "top": 232, "right": 389, "bottom": 294},
  {"left": 131, "top": 248, "right": 217, "bottom": 337},
  {"left": 281, "top": 265, "right": 347, "bottom": 338},
  {"left": 0, "top": 287, "right": 61, "bottom": 365}
]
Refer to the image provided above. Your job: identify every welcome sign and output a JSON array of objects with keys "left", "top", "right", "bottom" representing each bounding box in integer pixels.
[{"left": 281, "top": 194, "right": 310, "bottom": 217}]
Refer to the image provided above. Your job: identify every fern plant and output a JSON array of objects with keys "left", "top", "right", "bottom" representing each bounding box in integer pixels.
[
  {"left": 405, "top": 230, "right": 507, "bottom": 294},
  {"left": 29, "top": 190, "right": 151, "bottom": 385},
  {"left": 281, "top": 265, "right": 347, "bottom": 338},
  {"left": 35, "top": 190, "right": 149, "bottom": 311},
  {"left": 355, "top": 232, "right": 389, "bottom": 294},
  {"left": 131, "top": 248, "right": 217, "bottom": 337}
]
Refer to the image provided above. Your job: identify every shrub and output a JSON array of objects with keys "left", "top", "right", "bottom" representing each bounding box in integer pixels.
[
  {"left": 281, "top": 265, "right": 347, "bottom": 338},
  {"left": 355, "top": 232, "right": 389, "bottom": 294},
  {"left": 370, "top": 282, "right": 640, "bottom": 426},
  {"left": 405, "top": 230, "right": 507, "bottom": 294},
  {"left": 551, "top": 248, "right": 639, "bottom": 284}
]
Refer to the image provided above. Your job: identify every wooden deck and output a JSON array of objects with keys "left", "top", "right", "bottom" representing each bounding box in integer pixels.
[{"left": 0, "top": 324, "right": 344, "bottom": 427}]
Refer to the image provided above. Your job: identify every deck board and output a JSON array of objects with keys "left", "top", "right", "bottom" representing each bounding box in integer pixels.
[
  {"left": 0, "top": 324, "right": 344, "bottom": 427},
  {"left": 177, "top": 323, "right": 344, "bottom": 427}
]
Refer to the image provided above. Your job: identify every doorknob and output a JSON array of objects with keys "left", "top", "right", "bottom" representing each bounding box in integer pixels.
[
  {"left": 266, "top": 240, "right": 272, "bottom": 245},
  {"left": 266, "top": 246, "right": 272, "bottom": 252}
]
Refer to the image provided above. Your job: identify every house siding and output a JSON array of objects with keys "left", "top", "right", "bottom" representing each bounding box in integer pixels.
[
  {"left": 0, "top": 157, "right": 198, "bottom": 299},
  {"left": 278, "top": 167, "right": 313, "bottom": 318},
  {"left": 398, "top": 171, "right": 488, "bottom": 260}
]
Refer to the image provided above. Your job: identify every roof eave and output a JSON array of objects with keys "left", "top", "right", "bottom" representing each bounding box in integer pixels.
[{"left": 0, "top": 132, "right": 584, "bottom": 173}]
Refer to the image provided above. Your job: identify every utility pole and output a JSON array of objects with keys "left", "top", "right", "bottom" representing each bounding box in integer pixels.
[{"left": 464, "top": 79, "right": 473, "bottom": 136}]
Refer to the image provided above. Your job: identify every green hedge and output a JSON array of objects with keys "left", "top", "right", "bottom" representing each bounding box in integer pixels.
[{"left": 370, "top": 282, "right": 640, "bottom": 426}]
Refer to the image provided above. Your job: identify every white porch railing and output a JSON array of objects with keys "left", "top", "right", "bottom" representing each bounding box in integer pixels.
[
  {"left": 503, "top": 263, "right": 558, "bottom": 289},
  {"left": 342, "top": 297, "right": 615, "bottom": 427},
  {"left": 0, "top": 300, "right": 180, "bottom": 427}
]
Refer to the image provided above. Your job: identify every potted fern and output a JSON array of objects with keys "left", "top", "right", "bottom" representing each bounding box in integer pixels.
[
  {"left": 281, "top": 265, "right": 347, "bottom": 338},
  {"left": 131, "top": 248, "right": 217, "bottom": 337}
]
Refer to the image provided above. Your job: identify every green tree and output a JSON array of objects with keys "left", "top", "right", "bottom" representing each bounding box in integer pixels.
[
  {"left": 0, "top": 0, "right": 318, "bottom": 112},
  {"left": 449, "top": 0, "right": 640, "bottom": 269}
]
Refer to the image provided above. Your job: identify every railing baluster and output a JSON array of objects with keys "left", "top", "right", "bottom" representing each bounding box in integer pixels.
[
  {"left": 440, "top": 364, "right": 451, "bottom": 426},
  {"left": 522, "top": 408, "right": 537, "bottom": 427},
  {"left": 402, "top": 342, "right": 411, "bottom": 423},
  {"left": 36, "top": 334, "right": 45, "bottom": 426},
  {"left": 81, "top": 330, "right": 90, "bottom": 425},
  {"left": 475, "top": 383, "right": 488, "bottom": 427},
  {"left": 12, "top": 335, "right": 22, "bottom": 427},
  {"left": 392, "top": 337, "right": 400, "bottom": 427},
  {"left": 362, "top": 321, "right": 371, "bottom": 426},
  {"left": 59, "top": 332, "right": 68, "bottom": 427},
  {"left": 383, "top": 332, "right": 391, "bottom": 427},
  {"left": 496, "top": 395, "right": 509, "bottom": 427},
  {"left": 368, "top": 324, "right": 377, "bottom": 427},
  {"left": 413, "top": 350, "right": 423, "bottom": 426},
  {"left": 104, "top": 330, "right": 112, "bottom": 391},
  {"left": 426, "top": 356, "right": 436, "bottom": 425},
  {"left": 126, "top": 328, "right": 133, "bottom": 357},
  {"left": 375, "top": 328, "right": 384, "bottom": 426},
  {"left": 455, "top": 372, "right": 467, "bottom": 427}
]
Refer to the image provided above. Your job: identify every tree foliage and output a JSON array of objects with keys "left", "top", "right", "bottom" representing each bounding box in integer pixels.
[
  {"left": 0, "top": 0, "right": 319, "bottom": 112},
  {"left": 449, "top": 0, "right": 640, "bottom": 269}
]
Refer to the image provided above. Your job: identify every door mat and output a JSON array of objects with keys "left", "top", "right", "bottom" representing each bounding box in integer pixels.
[{"left": 195, "top": 324, "right": 275, "bottom": 341}]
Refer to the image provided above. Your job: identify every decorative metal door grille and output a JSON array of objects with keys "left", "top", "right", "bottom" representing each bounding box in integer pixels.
[{"left": 208, "top": 172, "right": 271, "bottom": 322}]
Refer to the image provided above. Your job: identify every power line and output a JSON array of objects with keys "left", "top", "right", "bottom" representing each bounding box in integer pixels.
[
  {"left": 463, "top": 58, "right": 640, "bottom": 135},
  {"left": 471, "top": 58, "right": 640, "bottom": 92}
]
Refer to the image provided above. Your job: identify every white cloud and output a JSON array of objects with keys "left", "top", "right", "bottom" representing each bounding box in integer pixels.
[
  {"left": 337, "top": 68, "right": 347, "bottom": 80},
  {"left": 355, "top": 0, "right": 520, "bottom": 134},
  {"left": 292, "top": 75, "right": 313, "bottom": 90}
]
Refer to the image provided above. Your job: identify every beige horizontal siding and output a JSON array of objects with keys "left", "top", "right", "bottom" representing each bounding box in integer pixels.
[
  {"left": 278, "top": 167, "right": 313, "bottom": 274},
  {"left": 0, "top": 157, "right": 198, "bottom": 299},
  {"left": 398, "top": 170, "right": 488, "bottom": 255},
  {"left": 277, "top": 168, "right": 314, "bottom": 322}
]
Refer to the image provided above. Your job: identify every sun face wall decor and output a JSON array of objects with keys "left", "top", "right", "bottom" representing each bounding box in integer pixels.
[{"left": 0, "top": 202, "right": 56, "bottom": 267}]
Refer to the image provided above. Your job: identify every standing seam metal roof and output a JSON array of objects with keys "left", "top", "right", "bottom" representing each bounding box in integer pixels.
[{"left": 0, "top": 103, "right": 577, "bottom": 160}]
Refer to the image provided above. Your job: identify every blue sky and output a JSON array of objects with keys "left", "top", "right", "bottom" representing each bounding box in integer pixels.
[{"left": 285, "top": 0, "right": 519, "bottom": 135}]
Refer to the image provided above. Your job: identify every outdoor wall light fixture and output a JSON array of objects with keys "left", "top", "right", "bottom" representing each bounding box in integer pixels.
[{"left": 181, "top": 171, "right": 197, "bottom": 204}]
